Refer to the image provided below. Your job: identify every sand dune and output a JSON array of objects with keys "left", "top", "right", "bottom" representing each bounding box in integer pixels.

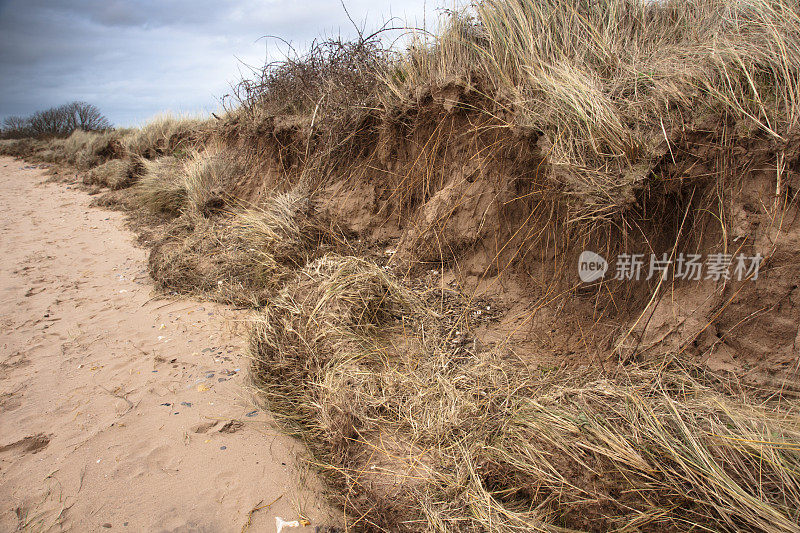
[{"left": 0, "top": 157, "right": 329, "bottom": 532}]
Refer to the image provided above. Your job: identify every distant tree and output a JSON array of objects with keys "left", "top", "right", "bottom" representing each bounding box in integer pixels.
[
  {"left": 1, "top": 115, "right": 32, "bottom": 138},
  {"left": 64, "top": 101, "right": 111, "bottom": 131},
  {"left": 28, "top": 106, "right": 67, "bottom": 136},
  {"left": 6, "top": 101, "right": 111, "bottom": 137}
]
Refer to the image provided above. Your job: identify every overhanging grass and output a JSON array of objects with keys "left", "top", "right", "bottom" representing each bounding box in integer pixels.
[{"left": 384, "top": 0, "right": 800, "bottom": 223}]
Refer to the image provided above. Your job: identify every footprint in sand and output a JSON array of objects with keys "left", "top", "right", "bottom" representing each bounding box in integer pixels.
[
  {"left": 190, "top": 420, "right": 219, "bottom": 433},
  {"left": 0, "top": 434, "right": 50, "bottom": 455},
  {"left": 0, "top": 390, "right": 23, "bottom": 412}
]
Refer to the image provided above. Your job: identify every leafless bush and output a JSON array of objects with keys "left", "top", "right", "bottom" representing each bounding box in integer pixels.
[
  {"left": 229, "top": 35, "right": 393, "bottom": 117},
  {"left": 1, "top": 116, "right": 33, "bottom": 138},
  {"left": 62, "top": 101, "right": 111, "bottom": 132},
  {"left": 2, "top": 101, "right": 110, "bottom": 138}
]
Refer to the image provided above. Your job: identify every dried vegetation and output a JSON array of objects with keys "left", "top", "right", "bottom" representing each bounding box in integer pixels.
[{"left": 4, "top": 0, "right": 800, "bottom": 529}]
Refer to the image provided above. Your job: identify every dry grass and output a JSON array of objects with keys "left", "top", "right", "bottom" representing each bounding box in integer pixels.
[
  {"left": 0, "top": 138, "right": 38, "bottom": 158},
  {"left": 131, "top": 156, "right": 187, "bottom": 216},
  {"left": 147, "top": 190, "right": 344, "bottom": 304},
  {"left": 232, "top": 189, "right": 333, "bottom": 266},
  {"left": 82, "top": 159, "right": 127, "bottom": 189},
  {"left": 384, "top": 0, "right": 800, "bottom": 223},
  {"left": 122, "top": 114, "right": 206, "bottom": 158},
  {"left": 82, "top": 157, "right": 145, "bottom": 190},
  {"left": 60, "top": 129, "right": 124, "bottom": 169},
  {"left": 2, "top": 115, "right": 205, "bottom": 170},
  {"left": 129, "top": 143, "right": 259, "bottom": 219},
  {"left": 181, "top": 144, "right": 245, "bottom": 217},
  {"left": 4, "top": 1, "right": 799, "bottom": 530},
  {"left": 131, "top": 141, "right": 245, "bottom": 218},
  {"left": 148, "top": 215, "right": 286, "bottom": 306},
  {"left": 249, "top": 255, "right": 800, "bottom": 532},
  {"left": 0, "top": 131, "right": 125, "bottom": 169}
]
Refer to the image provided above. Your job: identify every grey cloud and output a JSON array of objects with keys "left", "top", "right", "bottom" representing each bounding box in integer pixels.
[{"left": 0, "top": 0, "right": 440, "bottom": 127}]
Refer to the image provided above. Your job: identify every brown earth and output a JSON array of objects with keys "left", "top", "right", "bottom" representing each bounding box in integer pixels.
[{"left": 0, "top": 157, "right": 332, "bottom": 532}]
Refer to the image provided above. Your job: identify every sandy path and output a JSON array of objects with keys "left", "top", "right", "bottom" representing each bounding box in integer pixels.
[{"left": 0, "top": 158, "right": 329, "bottom": 532}]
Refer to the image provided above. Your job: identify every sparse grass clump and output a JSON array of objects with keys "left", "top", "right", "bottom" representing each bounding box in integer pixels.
[
  {"left": 35, "top": 144, "right": 67, "bottom": 164},
  {"left": 147, "top": 190, "right": 342, "bottom": 304},
  {"left": 148, "top": 215, "right": 286, "bottom": 305},
  {"left": 249, "top": 255, "right": 423, "bottom": 441},
  {"left": 131, "top": 156, "right": 187, "bottom": 215},
  {"left": 0, "top": 138, "right": 55, "bottom": 161},
  {"left": 182, "top": 144, "right": 246, "bottom": 217},
  {"left": 60, "top": 129, "right": 124, "bottom": 169},
  {"left": 232, "top": 190, "right": 331, "bottom": 266},
  {"left": 130, "top": 143, "right": 248, "bottom": 218},
  {"left": 82, "top": 157, "right": 145, "bottom": 190},
  {"left": 82, "top": 159, "right": 128, "bottom": 189}
]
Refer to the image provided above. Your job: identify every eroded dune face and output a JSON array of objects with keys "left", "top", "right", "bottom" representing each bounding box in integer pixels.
[{"left": 3, "top": 0, "right": 800, "bottom": 527}]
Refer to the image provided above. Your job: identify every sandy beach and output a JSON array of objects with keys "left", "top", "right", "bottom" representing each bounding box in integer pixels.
[{"left": 0, "top": 157, "right": 328, "bottom": 532}]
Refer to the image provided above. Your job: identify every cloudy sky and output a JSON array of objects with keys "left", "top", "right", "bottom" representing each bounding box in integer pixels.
[{"left": 0, "top": 0, "right": 442, "bottom": 127}]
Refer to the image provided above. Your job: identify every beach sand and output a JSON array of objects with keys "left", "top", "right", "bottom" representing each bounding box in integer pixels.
[{"left": 0, "top": 157, "right": 329, "bottom": 532}]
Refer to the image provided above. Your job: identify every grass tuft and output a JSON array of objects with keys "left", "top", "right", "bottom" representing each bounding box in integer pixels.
[
  {"left": 122, "top": 114, "right": 206, "bottom": 158},
  {"left": 181, "top": 144, "right": 244, "bottom": 217},
  {"left": 131, "top": 156, "right": 187, "bottom": 216}
]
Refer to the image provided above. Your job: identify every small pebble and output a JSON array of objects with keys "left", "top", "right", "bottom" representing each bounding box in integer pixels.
[{"left": 220, "top": 446, "right": 227, "bottom": 450}]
